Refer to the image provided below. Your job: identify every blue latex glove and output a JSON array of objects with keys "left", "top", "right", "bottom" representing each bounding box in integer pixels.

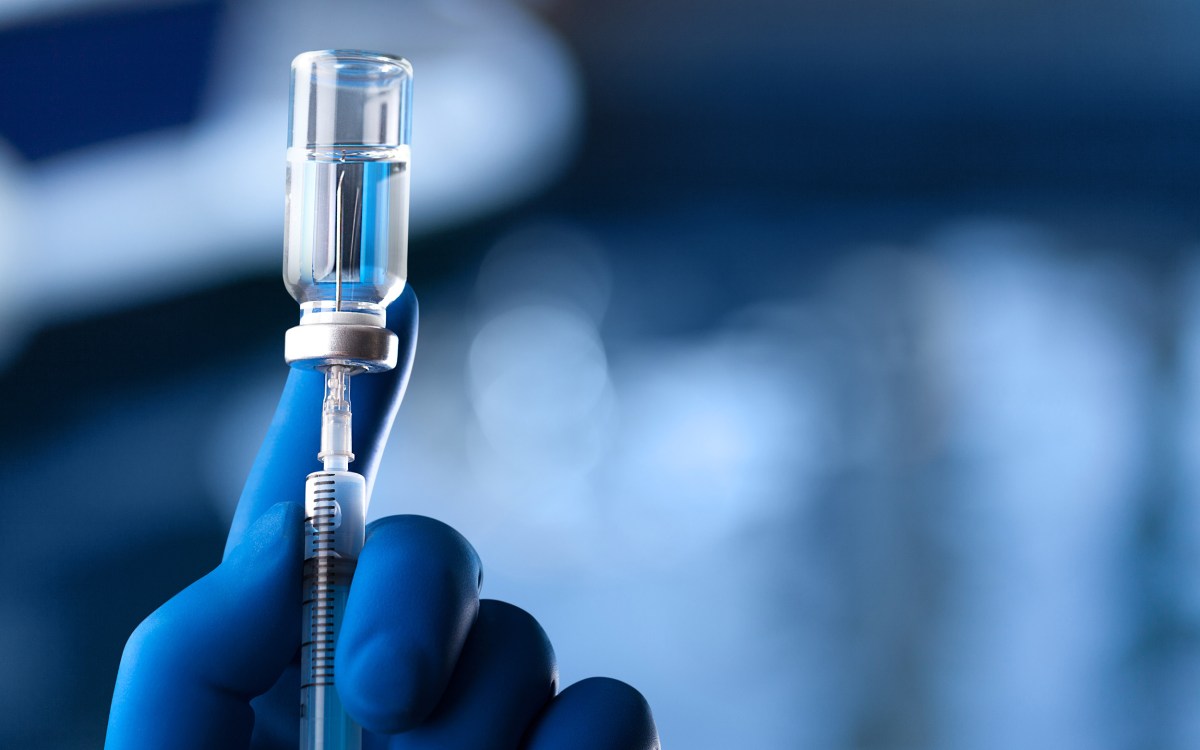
[{"left": 104, "top": 286, "right": 660, "bottom": 750}]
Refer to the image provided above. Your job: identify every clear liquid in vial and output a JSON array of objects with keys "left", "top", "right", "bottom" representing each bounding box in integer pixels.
[{"left": 283, "top": 149, "right": 410, "bottom": 312}]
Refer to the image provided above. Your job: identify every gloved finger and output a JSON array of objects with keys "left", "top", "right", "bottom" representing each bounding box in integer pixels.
[
  {"left": 367, "top": 600, "right": 557, "bottom": 750},
  {"left": 338, "top": 515, "right": 483, "bottom": 734},
  {"left": 106, "top": 502, "right": 304, "bottom": 750},
  {"left": 224, "top": 285, "right": 418, "bottom": 556},
  {"left": 247, "top": 662, "right": 302, "bottom": 750},
  {"left": 522, "top": 678, "right": 660, "bottom": 750}
]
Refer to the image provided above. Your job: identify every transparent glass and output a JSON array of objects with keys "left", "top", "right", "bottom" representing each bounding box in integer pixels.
[{"left": 283, "top": 51, "right": 413, "bottom": 318}]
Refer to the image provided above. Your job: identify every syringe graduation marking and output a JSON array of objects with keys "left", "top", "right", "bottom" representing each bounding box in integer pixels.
[{"left": 303, "top": 472, "right": 347, "bottom": 688}]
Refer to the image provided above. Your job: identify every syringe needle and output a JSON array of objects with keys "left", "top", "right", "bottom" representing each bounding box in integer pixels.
[{"left": 319, "top": 366, "right": 354, "bottom": 473}]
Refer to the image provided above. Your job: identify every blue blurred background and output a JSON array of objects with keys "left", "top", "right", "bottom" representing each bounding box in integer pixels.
[{"left": 2, "top": 0, "right": 1200, "bottom": 747}]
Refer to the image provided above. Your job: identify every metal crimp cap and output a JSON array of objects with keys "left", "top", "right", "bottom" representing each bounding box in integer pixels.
[{"left": 284, "top": 323, "right": 398, "bottom": 372}]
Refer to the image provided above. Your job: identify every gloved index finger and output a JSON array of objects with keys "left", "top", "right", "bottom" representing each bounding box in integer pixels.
[{"left": 223, "top": 285, "right": 418, "bottom": 557}]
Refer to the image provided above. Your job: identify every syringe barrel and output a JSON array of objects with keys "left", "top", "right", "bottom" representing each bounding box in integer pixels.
[{"left": 301, "top": 469, "right": 366, "bottom": 750}]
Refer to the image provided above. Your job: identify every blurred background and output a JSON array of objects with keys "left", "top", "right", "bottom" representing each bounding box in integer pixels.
[{"left": 2, "top": 0, "right": 1200, "bottom": 747}]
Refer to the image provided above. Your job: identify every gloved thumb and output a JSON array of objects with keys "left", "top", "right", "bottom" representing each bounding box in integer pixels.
[{"left": 105, "top": 502, "right": 302, "bottom": 750}]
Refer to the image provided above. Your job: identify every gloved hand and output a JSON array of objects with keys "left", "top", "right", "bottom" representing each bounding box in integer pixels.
[{"left": 104, "top": 286, "right": 660, "bottom": 750}]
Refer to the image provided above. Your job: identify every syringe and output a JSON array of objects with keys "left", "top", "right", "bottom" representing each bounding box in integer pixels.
[
  {"left": 300, "top": 366, "right": 366, "bottom": 750},
  {"left": 280, "top": 50, "right": 413, "bottom": 750}
]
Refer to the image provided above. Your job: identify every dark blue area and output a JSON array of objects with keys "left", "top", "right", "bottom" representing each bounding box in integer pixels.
[{"left": 0, "top": 1, "right": 223, "bottom": 161}]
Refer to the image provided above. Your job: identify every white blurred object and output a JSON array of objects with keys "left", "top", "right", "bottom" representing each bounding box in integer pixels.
[
  {"left": 0, "top": 0, "right": 193, "bottom": 25},
  {"left": 0, "top": 138, "right": 27, "bottom": 361},
  {"left": 929, "top": 223, "right": 1148, "bottom": 750},
  {"left": 18, "top": 0, "right": 580, "bottom": 320},
  {"left": 467, "top": 303, "right": 615, "bottom": 495}
]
